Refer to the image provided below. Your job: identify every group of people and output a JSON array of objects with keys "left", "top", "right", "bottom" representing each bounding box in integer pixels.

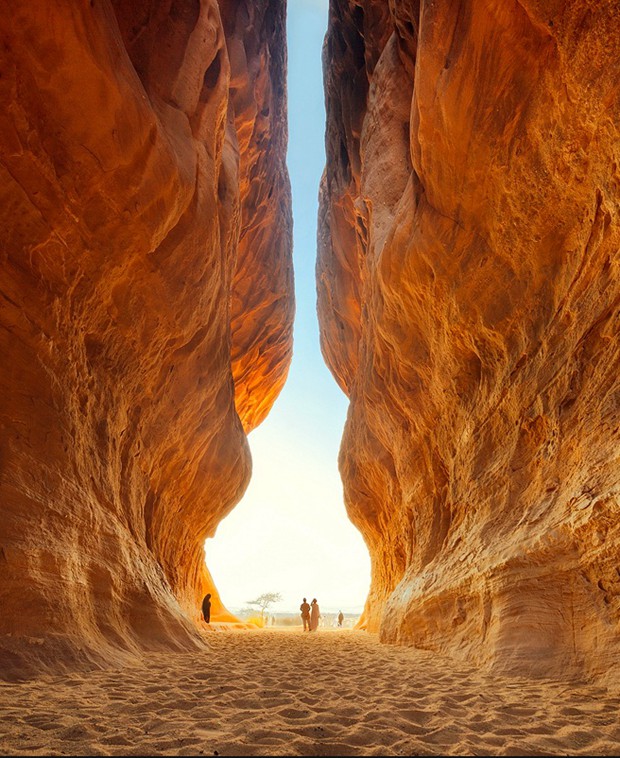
[
  {"left": 299, "top": 597, "right": 320, "bottom": 631},
  {"left": 201, "top": 592, "right": 346, "bottom": 630},
  {"left": 299, "top": 599, "right": 346, "bottom": 631}
]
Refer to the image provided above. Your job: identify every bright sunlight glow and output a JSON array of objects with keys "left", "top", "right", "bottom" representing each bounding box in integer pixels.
[{"left": 205, "top": 0, "right": 371, "bottom": 617}]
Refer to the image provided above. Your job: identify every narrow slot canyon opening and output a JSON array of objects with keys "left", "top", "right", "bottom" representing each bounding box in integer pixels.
[
  {"left": 207, "top": 0, "right": 371, "bottom": 626},
  {"left": 3, "top": 0, "right": 620, "bottom": 754}
]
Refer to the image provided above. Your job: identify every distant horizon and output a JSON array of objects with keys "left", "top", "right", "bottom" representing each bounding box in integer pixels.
[{"left": 229, "top": 604, "right": 364, "bottom": 616}]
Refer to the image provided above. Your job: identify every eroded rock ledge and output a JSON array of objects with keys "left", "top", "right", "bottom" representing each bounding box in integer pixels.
[
  {"left": 0, "top": 0, "right": 292, "bottom": 679},
  {"left": 319, "top": 0, "right": 620, "bottom": 679}
]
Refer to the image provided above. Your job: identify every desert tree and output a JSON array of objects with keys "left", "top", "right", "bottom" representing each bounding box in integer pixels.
[{"left": 247, "top": 592, "right": 282, "bottom": 621}]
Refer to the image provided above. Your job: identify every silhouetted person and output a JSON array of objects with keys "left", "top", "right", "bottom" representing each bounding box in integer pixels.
[
  {"left": 338, "top": 610, "right": 344, "bottom": 627},
  {"left": 310, "top": 598, "right": 320, "bottom": 631},
  {"left": 300, "top": 597, "right": 311, "bottom": 631},
  {"left": 202, "top": 593, "right": 212, "bottom": 624}
]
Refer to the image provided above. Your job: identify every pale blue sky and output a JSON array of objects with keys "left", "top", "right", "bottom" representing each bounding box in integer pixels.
[{"left": 206, "top": 0, "right": 371, "bottom": 615}]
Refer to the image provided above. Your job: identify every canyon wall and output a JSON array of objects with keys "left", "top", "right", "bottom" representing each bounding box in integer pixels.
[
  {"left": 318, "top": 0, "right": 620, "bottom": 679},
  {"left": 0, "top": 0, "right": 292, "bottom": 679}
]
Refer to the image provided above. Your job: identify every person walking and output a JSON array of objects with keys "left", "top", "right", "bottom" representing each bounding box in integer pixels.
[
  {"left": 300, "top": 597, "right": 311, "bottom": 631},
  {"left": 310, "top": 598, "right": 321, "bottom": 631},
  {"left": 337, "top": 610, "right": 344, "bottom": 627}
]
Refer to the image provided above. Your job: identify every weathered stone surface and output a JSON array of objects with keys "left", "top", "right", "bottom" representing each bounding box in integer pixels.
[
  {"left": 319, "top": 0, "right": 620, "bottom": 679},
  {"left": 0, "top": 0, "right": 292, "bottom": 679}
]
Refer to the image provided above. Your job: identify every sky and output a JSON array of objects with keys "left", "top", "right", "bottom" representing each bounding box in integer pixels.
[{"left": 205, "top": 0, "right": 371, "bottom": 616}]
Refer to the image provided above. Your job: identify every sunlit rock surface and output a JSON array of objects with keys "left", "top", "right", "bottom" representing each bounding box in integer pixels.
[
  {"left": 318, "top": 0, "right": 620, "bottom": 678},
  {"left": 0, "top": 0, "right": 292, "bottom": 679}
]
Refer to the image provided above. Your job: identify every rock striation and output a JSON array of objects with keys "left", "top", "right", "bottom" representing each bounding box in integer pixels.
[
  {"left": 0, "top": 0, "right": 292, "bottom": 679},
  {"left": 318, "top": 0, "right": 620, "bottom": 679}
]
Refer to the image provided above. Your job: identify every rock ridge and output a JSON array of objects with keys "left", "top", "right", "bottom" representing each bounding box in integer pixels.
[
  {"left": 318, "top": 0, "right": 620, "bottom": 680},
  {"left": 0, "top": 0, "right": 292, "bottom": 679}
]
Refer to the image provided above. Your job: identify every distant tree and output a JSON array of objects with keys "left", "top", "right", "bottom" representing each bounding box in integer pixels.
[{"left": 247, "top": 592, "right": 282, "bottom": 621}]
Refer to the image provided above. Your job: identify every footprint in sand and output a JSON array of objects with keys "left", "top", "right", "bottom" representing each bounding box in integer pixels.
[
  {"left": 277, "top": 707, "right": 311, "bottom": 720},
  {"left": 399, "top": 708, "right": 434, "bottom": 725},
  {"left": 21, "top": 715, "right": 59, "bottom": 731},
  {"left": 100, "top": 734, "right": 133, "bottom": 746},
  {"left": 58, "top": 723, "right": 97, "bottom": 741}
]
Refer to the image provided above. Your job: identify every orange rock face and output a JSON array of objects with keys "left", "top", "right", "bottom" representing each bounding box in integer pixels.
[
  {"left": 319, "top": 0, "right": 620, "bottom": 678},
  {"left": 0, "top": 0, "right": 292, "bottom": 678}
]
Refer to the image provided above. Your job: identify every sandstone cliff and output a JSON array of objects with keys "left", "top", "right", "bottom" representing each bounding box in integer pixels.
[
  {"left": 318, "top": 0, "right": 620, "bottom": 679},
  {"left": 0, "top": 0, "right": 292, "bottom": 679}
]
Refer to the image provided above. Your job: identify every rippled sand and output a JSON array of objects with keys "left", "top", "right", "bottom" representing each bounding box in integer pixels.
[{"left": 1, "top": 627, "right": 619, "bottom": 756}]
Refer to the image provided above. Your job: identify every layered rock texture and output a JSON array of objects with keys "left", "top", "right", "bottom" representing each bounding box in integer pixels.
[
  {"left": 0, "top": 0, "right": 292, "bottom": 679},
  {"left": 318, "top": 0, "right": 620, "bottom": 679}
]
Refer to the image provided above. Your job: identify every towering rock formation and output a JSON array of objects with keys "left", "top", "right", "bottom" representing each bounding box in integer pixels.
[
  {"left": 0, "top": 0, "right": 292, "bottom": 679},
  {"left": 319, "top": 0, "right": 620, "bottom": 679}
]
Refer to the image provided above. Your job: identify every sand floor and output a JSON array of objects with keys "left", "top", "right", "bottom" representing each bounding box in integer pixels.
[{"left": 1, "top": 627, "right": 619, "bottom": 756}]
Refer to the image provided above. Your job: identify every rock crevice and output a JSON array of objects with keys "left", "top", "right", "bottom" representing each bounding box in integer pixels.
[
  {"left": 0, "top": 0, "right": 292, "bottom": 679},
  {"left": 319, "top": 0, "right": 620, "bottom": 679}
]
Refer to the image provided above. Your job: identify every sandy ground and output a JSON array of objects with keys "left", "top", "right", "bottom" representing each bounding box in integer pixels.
[{"left": 1, "top": 627, "right": 619, "bottom": 756}]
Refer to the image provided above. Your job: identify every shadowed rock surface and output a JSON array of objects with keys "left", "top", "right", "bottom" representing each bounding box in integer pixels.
[
  {"left": 0, "top": 0, "right": 292, "bottom": 679},
  {"left": 318, "top": 0, "right": 620, "bottom": 680}
]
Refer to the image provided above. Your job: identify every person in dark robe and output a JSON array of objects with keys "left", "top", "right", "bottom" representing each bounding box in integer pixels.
[{"left": 202, "top": 593, "right": 212, "bottom": 624}]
